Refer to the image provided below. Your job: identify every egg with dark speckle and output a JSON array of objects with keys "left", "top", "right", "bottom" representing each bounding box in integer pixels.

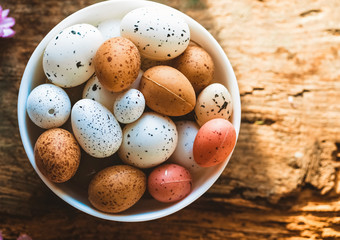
[
  {"left": 93, "top": 37, "right": 141, "bottom": 92},
  {"left": 118, "top": 112, "right": 178, "bottom": 168},
  {"left": 82, "top": 74, "right": 118, "bottom": 111},
  {"left": 148, "top": 164, "right": 192, "bottom": 203},
  {"left": 71, "top": 99, "right": 122, "bottom": 158},
  {"left": 120, "top": 7, "right": 190, "bottom": 60},
  {"left": 113, "top": 89, "right": 145, "bottom": 124},
  {"left": 27, "top": 83, "right": 71, "bottom": 129},
  {"left": 194, "top": 83, "right": 233, "bottom": 126},
  {"left": 43, "top": 24, "right": 104, "bottom": 88},
  {"left": 173, "top": 45, "right": 215, "bottom": 93},
  {"left": 88, "top": 165, "right": 146, "bottom": 213},
  {"left": 34, "top": 128, "right": 80, "bottom": 183}
]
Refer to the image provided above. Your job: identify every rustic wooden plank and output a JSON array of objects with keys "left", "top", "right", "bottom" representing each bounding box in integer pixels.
[{"left": 1, "top": 0, "right": 340, "bottom": 239}]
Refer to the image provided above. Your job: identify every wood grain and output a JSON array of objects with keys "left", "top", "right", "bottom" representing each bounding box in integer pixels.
[{"left": 1, "top": 0, "right": 340, "bottom": 239}]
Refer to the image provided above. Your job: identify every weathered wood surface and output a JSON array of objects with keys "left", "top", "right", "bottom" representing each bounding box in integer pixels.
[{"left": 1, "top": 0, "right": 340, "bottom": 239}]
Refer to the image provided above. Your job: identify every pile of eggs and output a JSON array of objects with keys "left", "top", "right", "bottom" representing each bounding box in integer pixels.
[{"left": 27, "top": 6, "right": 236, "bottom": 214}]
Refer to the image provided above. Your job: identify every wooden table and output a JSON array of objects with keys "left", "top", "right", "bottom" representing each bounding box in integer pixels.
[{"left": 1, "top": 0, "right": 340, "bottom": 239}]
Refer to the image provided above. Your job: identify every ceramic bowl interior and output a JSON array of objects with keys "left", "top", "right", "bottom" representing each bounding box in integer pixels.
[{"left": 18, "top": 0, "right": 241, "bottom": 222}]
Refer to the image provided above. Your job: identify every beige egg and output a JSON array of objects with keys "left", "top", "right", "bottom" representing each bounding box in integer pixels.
[
  {"left": 93, "top": 37, "right": 141, "bottom": 92},
  {"left": 194, "top": 83, "right": 233, "bottom": 126},
  {"left": 34, "top": 128, "right": 81, "bottom": 183},
  {"left": 88, "top": 165, "right": 146, "bottom": 213},
  {"left": 173, "top": 45, "right": 214, "bottom": 93},
  {"left": 140, "top": 66, "right": 196, "bottom": 116}
]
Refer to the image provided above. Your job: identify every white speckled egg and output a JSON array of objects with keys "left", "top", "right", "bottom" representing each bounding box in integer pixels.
[
  {"left": 71, "top": 99, "right": 122, "bottom": 158},
  {"left": 43, "top": 24, "right": 104, "bottom": 88},
  {"left": 97, "top": 19, "right": 121, "bottom": 40},
  {"left": 194, "top": 83, "right": 233, "bottom": 126},
  {"left": 82, "top": 74, "right": 118, "bottom": 111},
  {"left": 169, "top": 121, "right": 202, "bottom": 173},
  {"left": 26, "top": 83, "right": 71, "bottom": 129},
  {"left": 113, "top": 89, "right": 145, "bottom": 124},
  {"left": 120, "top": 7, "right": 190, "bottom": 61},
  {"left": 118, "top": 112, "right": 178, "bottom": 168}
]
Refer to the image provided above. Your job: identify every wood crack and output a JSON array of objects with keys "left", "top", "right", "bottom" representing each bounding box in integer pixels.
[
  {"left": 326, "top": 29, "right": 340, "bottom": 36},
  {"left": 291, "top": 89, "right": 311, "bottom": 97},
  {"left": 299, "top": 9, "right": 321, "bottom": 17},
  {"left": 241, "top": 117, "right": 276, "bottom": 125},
  {"left": 240, "top": 87, "right": 265, "bottom": 97}
]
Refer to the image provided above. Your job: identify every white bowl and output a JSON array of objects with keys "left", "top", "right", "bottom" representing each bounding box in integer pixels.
[{"left": 17, "top": 0, "right": 241, "bottom": 222}]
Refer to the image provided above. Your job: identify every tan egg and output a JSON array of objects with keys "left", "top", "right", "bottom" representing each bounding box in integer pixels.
[
  {"left": 173, "top": 45, "right": 214, "bottom": 93},
  {"left": 140, "top": 66, "right": 196, "bottom": 116},
  {"left": 88, "top": 165, "right": 146, "bottom": 213},
  {"left": 34, "top": 128, "right": 81, "bottom": 183},
  {"left": 93, "top": 37, "right": 141, "bottom": 92}
]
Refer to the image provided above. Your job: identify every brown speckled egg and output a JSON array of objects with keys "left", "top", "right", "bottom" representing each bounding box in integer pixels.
[
  {"left": 173, "top": 45, "right": 214, "bottom": 93},
  {"left": 93, "top": 37, "right": 141, "bottom": 92},
  {"left": 88, "top": 165, "right": 146, "bottom": 213},
  {"left": 148, "top": 164, "right": 192, "bottom": 203},
  {"left": 34, "top": 128, "right": 81, "bottom": 183},
  {"left": 140, "top": 66, "right": 196, "bottom": 116}
]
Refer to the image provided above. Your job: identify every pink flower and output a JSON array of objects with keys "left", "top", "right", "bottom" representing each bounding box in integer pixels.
[
  {"left": 0, "top": 5, "right": 15, "bottom": 38},
  {"left": 17, "top": 234, "right": 32, "bottom": 240}
]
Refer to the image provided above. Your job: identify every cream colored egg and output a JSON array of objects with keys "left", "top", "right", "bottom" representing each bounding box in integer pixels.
[{"left": 194, "top": 83, "right": 233, "bottom": 126}]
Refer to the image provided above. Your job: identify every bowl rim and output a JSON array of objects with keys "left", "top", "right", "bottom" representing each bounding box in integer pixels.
[{"left": 17, "top": 0, "right": 241, "bottom": 222}]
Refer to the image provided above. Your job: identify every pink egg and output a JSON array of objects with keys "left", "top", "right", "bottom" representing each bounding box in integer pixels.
[
  {"left": 148, "top": 164, "right": 192, "bottom": 203},
  {"left": 193, "top": 118, "right": 236, "bottom": 167}
]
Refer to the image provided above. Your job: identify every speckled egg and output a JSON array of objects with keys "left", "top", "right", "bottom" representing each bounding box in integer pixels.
[
  {"left": 148, "top": 164, "right": 192, "bottom": 203},
  {"left": 93, "top": 37, "right": 141, "bottom": 92},
  {"left": 194, "top": 83, "right": 233, "bottom": 126},
  {"left": 140, "top": 66, "right": 196, "bottom": 116},
  {"left": 34, "top": 128, "right": 80, "bottom": 183},
  {"left": 26, "top": 83, "right": 71, "bottom": 129},
  {"left": 88, "top": 165, "right": 146, "bottom": 213},
  {"left": 120, "top": 7, "right": 190, "bottom": 60},
  {"left": 173, "top": 45, "right": 215, "bottom": 93},
  {"left": 97, "top": 18, "right": 121, "bottom": 40},
  {"left": 82, "top": 74, "right": 118, "bottom": 111},
  {"left": 43, "top": 24, "right": 104, "bottom": 88},
  {"left": 118, "top": 112, "right": 178, "bottom": 168},
  {"left": 169, "top": 121, "right": 202, "bottom": 173},
  {"left": 71, "top": 99, "right": 122, "bottom": 158},
  {"left": 113, "top": 89, "right": 145, "bottom": 124},
  {"left": 193, "top": 118, "right": 236, "bottom": 167}
]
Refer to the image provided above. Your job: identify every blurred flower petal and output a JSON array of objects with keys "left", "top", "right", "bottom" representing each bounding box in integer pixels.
[
  {"left": 0, "top": 230, "right": 3, "bottom": 240},
  {"left": 2, "top": 9, "right": 9, "bottom": 19},
  {"left": 0, "top": 17, "right": 15, "bottom": 28},
  {"left": 0, "top": 5, "right": 15, "bottom": 38},
  {"left": 2, "top": 28, "right": 15, "bottom": 38},
  {"left": 17, "top": 234, "right": 33, "bottom": 240}
]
